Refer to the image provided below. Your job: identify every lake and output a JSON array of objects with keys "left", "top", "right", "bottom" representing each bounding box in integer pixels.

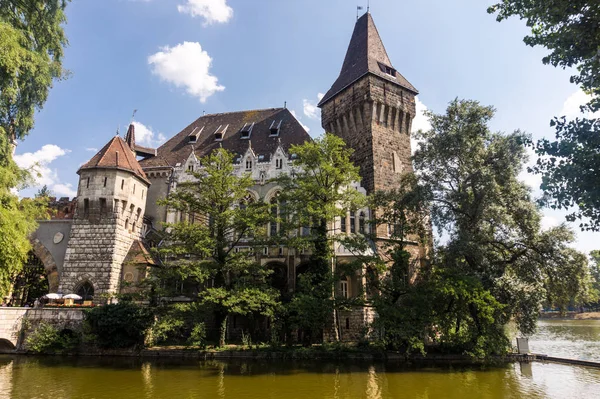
[{"left": 0, "top": 319, "right": 598, "bottom": 399}]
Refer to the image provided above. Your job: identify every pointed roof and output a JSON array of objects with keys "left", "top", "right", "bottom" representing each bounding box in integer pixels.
[
  {"left": 79, "top": 135, "right": 150, "bottom": 184},
  {"left": 125, "top": 123, "right": 135, "bottom": 150},
  {"left": 318, "top": 13, "right": 418, "bottom": 107}
]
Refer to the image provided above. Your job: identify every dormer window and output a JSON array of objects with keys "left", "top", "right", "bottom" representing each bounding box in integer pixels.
[
  {"left": 275, "top": 158, "right": 282, "bottom": 169},
  {"left": 188, "top": 164, "right": 194, "bottom": 172},
  {"left": 378, "top": 62, "right": 396, "bottom": 77},
  {"left": 240, "top": 122, "right": 254, "bottom": 139},
  {"left": 214, "top": 124, "right": 228, "bottom": 141},
  {"left": 245, "top": 159, "right": 252, "bottom": 169},
  {"left": 269, "top": 120, "right": 282, "bottom": 137},
  {"left": 188, "top": 126, "right": 203, "bottom": 143}
]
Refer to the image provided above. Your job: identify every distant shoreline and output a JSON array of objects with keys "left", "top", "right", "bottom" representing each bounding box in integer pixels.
[{"left": 539, "top": 312, "right": 600, "bottom": 320}]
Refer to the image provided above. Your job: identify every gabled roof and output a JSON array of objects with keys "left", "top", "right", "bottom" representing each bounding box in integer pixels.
[
  {"left": 138, "top": 108, "right": 311, "bottom": 169},
  {"left": 318, "top": 12, "right": 418, "bottom": 107},
  {"left": 79, "top": 135, "right": 150, "bottom": 184}
]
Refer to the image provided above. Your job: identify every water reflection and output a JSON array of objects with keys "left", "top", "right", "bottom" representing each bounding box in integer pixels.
[
  {"left": 2, "top": 356, "right": 600, "bottom": 399},
  {"left": 529, "top": 319, "right": 600, "bottom": 361}
]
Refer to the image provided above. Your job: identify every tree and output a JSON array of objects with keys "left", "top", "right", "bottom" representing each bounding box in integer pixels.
[
  {"left": 276, "top": 133, "right": 365, "bottom": 342},
  {"left": 0, "top": 0, "right": 69, "bottom": 299},
  {"left": 488, "top": 1, "right": 600, "bottom": 230},
  {"left": 410, "top": 99, "right": 592, "bottom": 353},
  {"left": 155, "top": 148, "right": 278, "bottom": 346}
]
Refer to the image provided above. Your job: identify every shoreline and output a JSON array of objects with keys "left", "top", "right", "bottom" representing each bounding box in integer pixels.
[{"left": 539, "top": 311, "right": 600, "bottom": 320}]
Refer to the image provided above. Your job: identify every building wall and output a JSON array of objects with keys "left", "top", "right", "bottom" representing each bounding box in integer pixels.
[
  {"left": 59, "top": 169, "right": 149, "bottom": 295},
  {"left": 144, "top": 168, "right": 171, "bottom": 229}
]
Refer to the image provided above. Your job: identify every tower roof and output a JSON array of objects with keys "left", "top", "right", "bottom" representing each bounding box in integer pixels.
[
  {"left": 318, "top": 12, "right": 418, "bottom": 107},
  {"left": 79, "top": 135, "right": 150, "bottom": 184}
]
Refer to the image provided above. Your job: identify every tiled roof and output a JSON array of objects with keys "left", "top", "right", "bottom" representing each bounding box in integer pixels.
[
  {"left": 79, "top": 135, "right": 150, "bottom": 184},
  {"left": 125, "top": 240, "right": 156, "bottom": 266},
  {"left": 318, "top": 13, "right": 418, "bottom": 107},
  {"left": 139, "top": 108, "right": 311, "bottom": 168}
]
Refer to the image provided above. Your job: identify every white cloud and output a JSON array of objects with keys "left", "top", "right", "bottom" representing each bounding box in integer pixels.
[
  {"left": 132, "top": 121, "right": 167, "bottom": 147},
  {"left": 560, "top": 89, "right": 599, "bottom": 120},
  {"left": 303, "top": 99, "right": 319, "bottom": 120},
  {"left": 13, "top": 144, "right": 74, "bottom": 196},
  {"left": 303, "top": 93, "right": 325, "bottom": 120},
  {"left": 52, "top": 183, "right": 77, "bottom": 198},
  {"left": 290, "top": 110, "right": 310, "bottom": 133},
  {"left": 177, "top": 0, "right": 233, "bottom": 25},
  {"left": 86, "top": 147, "right": 98, "bottom": 153},
  {"left": 148, "top": 41, "right": 225, "bottom": 103},
  {"left": 410, "top": 96, "right": 431, "bottom": 154}
]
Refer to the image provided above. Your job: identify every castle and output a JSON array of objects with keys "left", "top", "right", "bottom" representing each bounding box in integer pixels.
[{"left": 28, "top": 13, "right": 420, "bottom": 340}]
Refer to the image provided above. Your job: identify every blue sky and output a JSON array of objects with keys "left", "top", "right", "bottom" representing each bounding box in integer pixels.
[{"left": 13, "top": 0, "right": 599, "bottom": 253}]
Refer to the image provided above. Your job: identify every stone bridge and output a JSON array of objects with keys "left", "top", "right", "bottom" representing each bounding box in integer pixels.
[{"left": 0, "top": 308, "right": 84, "bottom": 352}]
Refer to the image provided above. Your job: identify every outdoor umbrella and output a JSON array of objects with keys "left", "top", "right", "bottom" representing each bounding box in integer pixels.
[
  {"left": 44, "top": 293, "right": 63, "bottom": 299},
  {"left": 63, "top": 294, "right": 82, "bottom": 300}
]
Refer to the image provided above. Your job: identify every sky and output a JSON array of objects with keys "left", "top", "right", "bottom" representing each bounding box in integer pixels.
[{"left": 12, "top": 0, "right": 600, "bottom": 254}]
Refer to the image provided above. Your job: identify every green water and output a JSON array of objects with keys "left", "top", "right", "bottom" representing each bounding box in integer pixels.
[
  {"left": 0, "top": 319, "right": 599, "bottom": 399},
  {"left": 1, "top": 357, "right": 599, "bottom": 399}
]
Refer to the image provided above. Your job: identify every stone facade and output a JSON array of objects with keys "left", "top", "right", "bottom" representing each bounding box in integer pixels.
[{"left": 59, "top": 168, "right": 149, "bottom": 295}]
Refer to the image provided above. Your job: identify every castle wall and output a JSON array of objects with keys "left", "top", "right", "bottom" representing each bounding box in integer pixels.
[
  {"left": 59, "top": 169, "right": 149, "bottom": 295},
  {"left": 144, "top": 169, "right": 171, "bottom": 229}
]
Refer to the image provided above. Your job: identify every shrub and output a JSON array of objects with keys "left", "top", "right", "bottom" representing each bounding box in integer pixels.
[
  {"left": 148, "top": 303, "right": 207, "bottom": 346},
  {"left": 188, "top": 323, "right": 207, "bottom": 347},
  {"left": 26, "top": 322, "right": 79, "bottom": 354},
  {"left": 85, "top": 302, "right": 153, "bottom": 349}
]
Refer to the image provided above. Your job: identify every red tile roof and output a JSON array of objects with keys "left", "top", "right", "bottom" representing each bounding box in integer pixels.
[{"left": 79, "top": 135, "right": 150, "bottom": 184}]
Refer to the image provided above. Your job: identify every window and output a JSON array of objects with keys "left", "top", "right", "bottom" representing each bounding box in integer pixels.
[
  {"left": 378, "top": 62, "right": 396, "bottom": 77},
  {"left": 86, "top": 177, "right": 90, "bottom": 188},
  {"left": 125, "top": 218, "right": 129, "bottom": 230},
  {"left": 240, "top": 122, "right": 254, "bottom": 139},
  {"left": 350, "top": 212, "right": 356, "bottom": 233},
  {"left": 99, "top": 198, "right": 107, "bottom": 215},
  {"left": 103, "top": 177, "right": 107, "bottom": 187},
  {"left": 276, "top": 158, "right": 282, "bottom": 169},
  {"left": 141, "top": 190, "right": 144, "bottom": 200},
  {"left": 246, "top": 159, "right": 252, "bottom": 169},
  {"left": 76, "top": 281, "right": 94, "bottom": 301},
  {"left": 340, "top": 212, "right": 347, "bottom": 234},
  {"left": 270, "top": 196, "right": 278, "bottom": 236},
  {"left": 188, "top": 164, "right": 194, "bottom": 172},
  {"left": 278, "top": 247, "right": 284, "bottom": 256},
  {"left": 214, "top": 124, "right": 228, "bottom": 141},
  {"left": 83, "top": 198, "right": 89, "bottom": 218},
  {"left": 345, "top": 318, "right": 350, "bottom": 330},
  {"left": 359, "top": 212, "right": 366, "bottom": 234},
  {"left": 269, "top": 120, "right": 282, "bottom": 137},
  {"left": 340, "top": 279, "right": 348, "bottom": 299},
  {"left": 133, "top": 184, "right": 136, "bottom": 194},
  {"left": 121, "top": 179, "right": 124, "bottom": 190}
]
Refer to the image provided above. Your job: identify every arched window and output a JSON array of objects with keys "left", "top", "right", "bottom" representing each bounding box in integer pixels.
[
  {"left": 125, "top": 218, "right": 129, "bottom": 230},
  {"left": 76, "top": 281, "right": 94, "bottom": 301},
  {"left": 246, "top": 159, "right": 252, "bottom": 169},
  {"left": 340, "top": 276, "right": 349, "bottom": 299},
  {"left": 350, "top": 211, "right": 356, "bottom": 233},
  {"left": 359, "top": 211, "right": 366, "bottom": 234},
  {"left": 340, "top": 212, "right": 347, "bottom": 234},
  {"left": 270, "top": 196, "right": 279, "bottom": 237}
]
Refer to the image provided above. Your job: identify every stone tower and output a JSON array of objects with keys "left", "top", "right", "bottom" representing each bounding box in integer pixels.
[
  {"left": 319, "top": 13, "right": 418, "bottom": 193},
  {"left": 319, "top": 12, "right": 419, "bottom": 239},
  {"left": 59, "top": 125, "right": 151, "bottom": 297}
]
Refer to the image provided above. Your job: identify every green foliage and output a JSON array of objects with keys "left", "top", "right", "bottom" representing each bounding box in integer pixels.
[
  {"left": 188, "top": 323, "right": 207, "bottom": 347},
  {"left": 155, "top": 148, "right": 279, "bottom": 346},
  {"left": 0, "top": 0, "right": 69, "bottom": 298},
  {"left": 26, "top": 322, "right": 78, "bottom": 354},
  {"left": 362, "top": 99, "right": 594, "bottom": 358},
  {"left": 276, "top": 133, "right": 365, "bottom": 342},
  {"left": 84, "top": 303, "right": 153, "bottom": 349},
  {"left": 488, "top": 1, "right": 600, "bottom": 230}
]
